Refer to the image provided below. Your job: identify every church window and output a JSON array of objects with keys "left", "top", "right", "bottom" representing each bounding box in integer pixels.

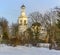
[
  {"left": 20, "top": 20, "right": 22, "bottom": 25},
  {"left": 24, "top": 20, "right": 27, "bottom": 25}
]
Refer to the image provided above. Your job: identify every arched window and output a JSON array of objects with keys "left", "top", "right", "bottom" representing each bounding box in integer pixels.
[
  {"left": 20, "top": 20, "right": 22, "bottom": 25},
  {"left": 24, "top": 20, "right": 27, "bottom": 25}
]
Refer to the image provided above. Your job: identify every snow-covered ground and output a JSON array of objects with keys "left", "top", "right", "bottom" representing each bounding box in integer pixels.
[{"left": 0, "top": 44, "right": 60, "bottom": 55}]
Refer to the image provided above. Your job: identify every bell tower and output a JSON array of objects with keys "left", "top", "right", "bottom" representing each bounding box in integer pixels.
[{"left": 18, "top": 5, "right": 28, "bottom": 33}]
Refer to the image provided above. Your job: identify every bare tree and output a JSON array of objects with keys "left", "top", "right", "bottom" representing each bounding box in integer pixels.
[
  {"left": 29, "top": 11, "right": 43, "bottom": 26},
  {"left": 0, "top": 17, "right": 9, "bottom": 44},
  {"left": 10, "top": 23, "right": 21, "bottom": 46},
  {"left": 11, "top": 23, "right": 19, "bottom": 37},
  {"left": 43, "top": 10, "right": 58, "bottom": 49}
]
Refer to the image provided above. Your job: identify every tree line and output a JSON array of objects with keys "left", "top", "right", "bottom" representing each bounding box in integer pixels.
[{"left": 0, "top": 7, "right": 60, "bottom": 47}]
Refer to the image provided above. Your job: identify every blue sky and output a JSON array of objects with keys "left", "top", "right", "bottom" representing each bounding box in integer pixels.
[{"left": 0, "top": 0, "right": 60, "bottom": 25}]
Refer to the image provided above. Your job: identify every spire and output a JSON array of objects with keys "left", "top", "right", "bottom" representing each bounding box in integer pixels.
[
  {"left": 20, "top": 5, "right": 27, "bottom": 17},
  {"left": 21, "top": 5, "right": 25, "bottom": 8},
  {"left": 21, "top": 5, "right": 25, "bottom": 11}
]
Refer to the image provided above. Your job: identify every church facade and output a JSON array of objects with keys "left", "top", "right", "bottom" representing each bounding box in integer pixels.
[
  {"left": 18, "top": 5, "right": 28, "bottom": 33},
  {"left": 18, "top": 5, "right": 47, "bottom": 41}
]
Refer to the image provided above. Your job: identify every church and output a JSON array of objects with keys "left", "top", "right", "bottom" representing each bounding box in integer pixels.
[
  {"left": 18, "top": 5, "right": 47, "bottom": 40},
  {"left": 18, "top": 5, "right": 28, "bottom": 33}
]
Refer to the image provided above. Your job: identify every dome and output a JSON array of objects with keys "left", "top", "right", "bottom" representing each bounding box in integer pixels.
[{"left": 21, "top": 5, "right": 25, "bottom": 8}]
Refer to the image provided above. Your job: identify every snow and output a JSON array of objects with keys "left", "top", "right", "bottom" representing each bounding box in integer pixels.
[{"left": 0, "top": 44, "right": 60, "bottom": 55}]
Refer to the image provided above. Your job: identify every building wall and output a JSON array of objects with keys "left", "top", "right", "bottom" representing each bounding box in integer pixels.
[{"left": 18, "top": 5, "right": 28, "bottom": 33}]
